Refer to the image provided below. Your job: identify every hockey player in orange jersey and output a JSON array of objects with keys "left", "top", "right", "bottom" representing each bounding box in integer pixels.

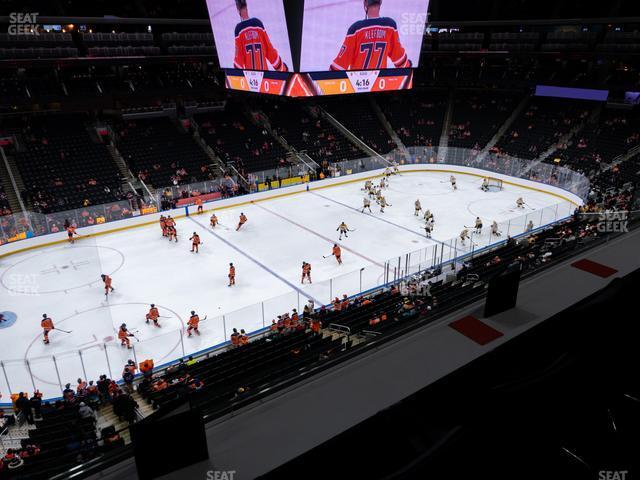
[
  {"left": 41, "top": 314, "right": 54, "bottom": 344},
  {"left": 195, "top": 197, "right": 204, "bottom": 214},
  {"left": 233, "top": 0, "right": 289, "bottom": 72},
  {"left": 228, "top": 263, "right": 236, "bottom": 286},
  {"left": 330, "top": 0, "right": 412, "bottom": 71},
  {"left": 118, "top": 323, "right": 135, "bottom": 348},
  {"left": 190, "top": 232, "right": 201, "bottom": 253},
  {"left": 167, "top": 224, "right": 178, "bottom": 242},
  {"left": 67, "top": 225, "right": 78, "bottom": 243},
  {"left": 210, "top": 212, "right": 219, "bottom": 228},
  {"left": 187, "top": 311, "right": 201, "bottom": 337},
  {"left": 145, "top": 304, "right": 161, "bottom": 327},
  {"left": 101, "top": 274, "right": 114, "bottom": 296},
  {"left": 160, "top": 215, "right": 167, "bottom": 236},
  {"left": 236, "top": 213, "right": 247, "bottom": 231},
  {"left": 331, "top": 244, "right": 342, "bottom": 265}
]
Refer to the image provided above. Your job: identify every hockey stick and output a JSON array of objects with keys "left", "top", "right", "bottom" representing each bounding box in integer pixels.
[{"left": 55, "top": 328, "right": 72, "bottom": 334}]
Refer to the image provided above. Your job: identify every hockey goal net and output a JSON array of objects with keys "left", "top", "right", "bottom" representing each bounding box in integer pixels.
[{"left": 486, "top": 177, "right": 503, "bottom": 191}]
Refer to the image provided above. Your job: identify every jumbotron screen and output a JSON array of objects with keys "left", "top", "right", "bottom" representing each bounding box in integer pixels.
[
  {"left": 300, "top": 0, "right": 428, "bottom": 72},
  {"left": 205, "top": 0, "right": 294, "bottom": 72},
  {"left": 208, "top": 0, "right": 429, "bottom": 96}
]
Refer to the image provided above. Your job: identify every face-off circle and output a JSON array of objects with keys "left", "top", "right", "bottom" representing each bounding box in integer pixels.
[
  {"left": 24, "top": 302, "right": 185, "bottom": 387},
  {"left": 1, "top": 245, "right": 125, "bottom": 295}
]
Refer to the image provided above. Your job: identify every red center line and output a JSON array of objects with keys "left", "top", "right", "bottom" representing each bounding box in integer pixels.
[{"left": 252, "top": 202, "right": 386, "bottom": 269}]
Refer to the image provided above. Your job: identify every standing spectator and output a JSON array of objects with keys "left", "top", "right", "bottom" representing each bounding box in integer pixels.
[
  {"left": 122, "top": 367, "right": 135, "bottom": 394},
  {"left": 62, "top": 383, "right": 75, "bottom": 404},
  {"left": 29, "top": 391, "right": 42, "bottom": 419},
  {"left": 97, "top": 375, "right": 111, "bottom": 403},
  {"left": 15, "top": 392, "right": 33, "bottom": 424}
]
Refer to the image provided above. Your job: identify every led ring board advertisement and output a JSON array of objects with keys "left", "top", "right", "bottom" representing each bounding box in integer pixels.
[{"left": 208, "top": 0, "right": 430, "bottom": 96}]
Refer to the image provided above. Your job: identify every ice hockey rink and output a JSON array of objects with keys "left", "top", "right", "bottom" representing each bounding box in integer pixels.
[{"left": 0, "top": 169, "right": 578, "bottom": 399}]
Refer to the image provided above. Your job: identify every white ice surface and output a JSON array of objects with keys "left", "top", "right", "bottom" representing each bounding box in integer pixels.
[{"left": 0, "top": 171, "right": 574, "bottom": 399}]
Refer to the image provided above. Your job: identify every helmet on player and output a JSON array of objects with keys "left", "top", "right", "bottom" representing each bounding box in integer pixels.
[
  {"left": 121, "top": 323, "right": 126, "bottom": 328},
  {"left": 42, "top": 314, "right": 47, "bottom": 318},
  {"left": 150, "top": 304, "right": 155, "bottom": 307},
  {"left": 191, "top": 310, "right": 196, "bottom": 315},
  {"left": 236, "top": 0, "right": 247, "bottom": 10}
]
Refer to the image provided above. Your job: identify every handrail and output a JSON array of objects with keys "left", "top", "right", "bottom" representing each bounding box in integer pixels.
[
  {"left": 0, "top": 146, "right": 30, "bottom": 222},
  {"left": 138, "top": 177, "right": 156, "bottom": 204},
  {"left": 329, "top": 323, "right": 351, "bottom": 334},
  {"left": 227, "top": 163, "right": 251, "bottom": 191},
  {"left": 361, "top": 329, "right": 383, "bottom": 336}
]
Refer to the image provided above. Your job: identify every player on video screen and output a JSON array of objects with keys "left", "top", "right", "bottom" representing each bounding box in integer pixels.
[
  {"left": 330, "top": 0, "right": 412, "bottom": 71},
  {"left": 233, "top": 0, "right": 289, "bottom": 72}
]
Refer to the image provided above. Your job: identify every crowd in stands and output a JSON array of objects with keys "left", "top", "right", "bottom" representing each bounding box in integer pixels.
[
  {"left": 195, "top": 104, "right": 290, "bottom": 174},
  {"left": 324, "top": 97, "right": 398, "bottom": 154},
  {"left": 1, "top": 115, "right": 125, "bottom": 214},
  {"left": 449, "top": 91, "right": 520, "bottom": 149},
  {"left": 0, "top": 359, "right": 140, "bottom": 478},
  {"left": 158, "top": 173, "right": 246, "bottom": 211},
  {"left": 496, "top": 97, "right": 593, "bottom": 159},
  {"left": 545, "top": 109, "right": 640, "bottom": 181},
  {"left": 0, "top": 186, "right": 11, "bottom": 217},
  {"left": 260, "top": 101, "right": 364, "bottom": 163},
  {"left": 116, "top": 117, "right": 214, "bottom": 188},
  {"left": 378, "top": 91, "right": 447, "bottom": 148}
]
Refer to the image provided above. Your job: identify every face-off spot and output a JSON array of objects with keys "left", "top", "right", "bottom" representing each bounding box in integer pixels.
[{"left": 0, "top": 311, "right": 18, "bottom": 329}]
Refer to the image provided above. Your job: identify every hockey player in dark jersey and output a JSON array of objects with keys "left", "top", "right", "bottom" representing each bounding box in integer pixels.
[
  {"left": 330, "top": 0, "right": 412, "bottom": 71},
  {"left": 234, "top": 0, "right": 289, "bottom": 71}
]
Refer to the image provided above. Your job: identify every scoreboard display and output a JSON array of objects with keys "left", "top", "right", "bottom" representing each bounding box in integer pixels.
[
  {"left": 225, "top": 69, "right": 413, "bottom": 97},
  {"left": 206, "top": 0, "right": 429, "bottom": 97},
  {"left": 305, "top": 69, "right": 413, "bottom": 96},
  {"left": 225, "top": 70, "right": 291, "bottom": 95}
]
